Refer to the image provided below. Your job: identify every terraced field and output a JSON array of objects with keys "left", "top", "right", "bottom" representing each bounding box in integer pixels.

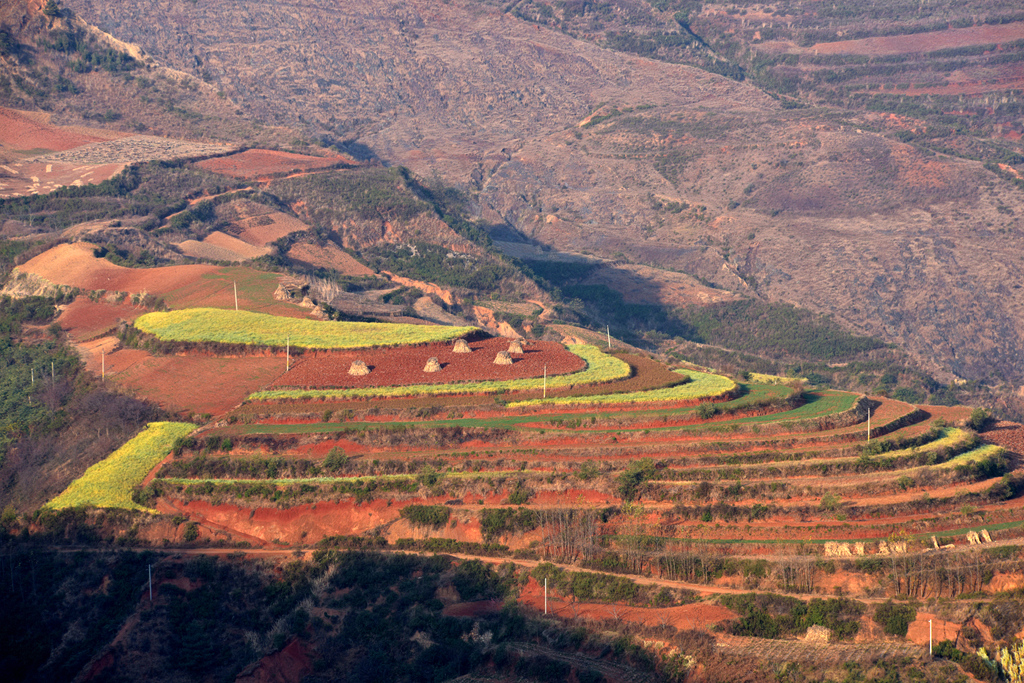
[{"left": 46, "top": 309, "right": 1023, "bottom": 606}]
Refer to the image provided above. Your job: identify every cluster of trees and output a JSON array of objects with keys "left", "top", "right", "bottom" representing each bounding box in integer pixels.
[{"left": 721, "top": 593, "right": 865, "bottom": 640}]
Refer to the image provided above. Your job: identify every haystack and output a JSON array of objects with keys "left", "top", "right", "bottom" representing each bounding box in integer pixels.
[
  {"left": 493, "top": 350, "right": 513, "bottom": 365},
  {"left": 452, "top": 338, "right": 471, "bottom": 353},
  {"left": 348, "top": 360, "right": 370, "bottom": 376},
  {"left": 508, "top": 338, "right": 524, "bottom": 354},
  {"left": 423, "top": 357, "right": 442, "bottom": 373}
]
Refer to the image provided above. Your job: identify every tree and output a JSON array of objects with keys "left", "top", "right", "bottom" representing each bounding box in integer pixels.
[{"left": 43, "top": 0, "right": 61, "bottom": 17}]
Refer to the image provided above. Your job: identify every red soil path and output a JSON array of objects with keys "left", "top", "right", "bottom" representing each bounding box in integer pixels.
[
  {"left": 811, "top": 22, "right": 1024, "bottom": 56},
  {"left": 196, "top": 149, "right": 348, "bottom": 179},
  {"left": 275, "top": 338, "right": 584, "bottom": 388}
]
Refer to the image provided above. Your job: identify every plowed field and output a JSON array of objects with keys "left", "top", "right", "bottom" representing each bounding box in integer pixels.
[
  {"left": 273, "top": 337, "right": 584, "bottom": 388},
  {"left": 197, "top": 149, "right": 348, "bottom": 178}
]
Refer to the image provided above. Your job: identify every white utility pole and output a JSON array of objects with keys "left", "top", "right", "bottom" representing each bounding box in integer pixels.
[
  {"left": 867, "top": 406, "right": 871, "bottom": 443},
  {"left": 286, "top": 336, "right": 290, "bottom": 372},
  {"left": 606, "top": 325, "right": 611, "bottom": 349},
  {"left": 233, "top": 282, "right": 238, "bottom": 311},
  {"left": 543, "top": 365, "right": 547, "bottom": 399},
  {"left": 102, "top": 351, "right": 105, "bottom": 381},
  {"left": 929, "top": 619, "right": 932, "bottom": 657}
]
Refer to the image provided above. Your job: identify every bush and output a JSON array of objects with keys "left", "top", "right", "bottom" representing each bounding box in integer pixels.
[
  {"left": 399, "top": 505, "right": 450, "bottom": 529},
  {"left": 479, "top": 507, "right": 539, "bottom": 541},
  {"left": 873, "top": 601, "right": 915, "bottom": 637},
  {"left": 617, "top": 458, "right": 656, "bottom": 501},
  {"left": 968, "top": 407, "right": 992, "bottom": 431}
]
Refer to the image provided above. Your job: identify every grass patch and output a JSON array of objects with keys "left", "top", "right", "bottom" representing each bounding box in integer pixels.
[
  {"left": 506, "top": 370, "right": 736, "bottom": 407},
  {"left": 46, "top": 422, "right": 196, "bottom": 511},
  {"left": 135, "top": 308, "right": 475, "bottom": 349},
  {"left": 247, "top": 345, "right": 630, "bottom": 400}
]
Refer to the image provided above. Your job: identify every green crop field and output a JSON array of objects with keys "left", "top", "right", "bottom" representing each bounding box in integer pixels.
[
  {"left": 46, "top": 422, "right": 197, "bottom": 511},
  {"left": 247, "top": 345, "right": 631, "bottom": 400},
  {"left": 134, "top": 308, "right": 476, "bottom": 348},
  {"left": 507, "top": 370, "right": 736, "bottom": 407}
]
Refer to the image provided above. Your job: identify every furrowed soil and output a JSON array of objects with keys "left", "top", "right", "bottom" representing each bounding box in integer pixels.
[
  {"left": 273, "top": 338, "right": 584, "bottom": 388},
  {"left": 196, "top": 149, "right": 350, "bottom": 178},
  {"left": 810, "top": 22, "right": 1024, "bottom": 56},
  {"left": 105, "top": 351, "right": 286, "bottom": 416}
]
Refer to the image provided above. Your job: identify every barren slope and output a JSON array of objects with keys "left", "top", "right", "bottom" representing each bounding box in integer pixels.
[{"left": 52, "top": 0, "right": 1024, "bottom": 385}]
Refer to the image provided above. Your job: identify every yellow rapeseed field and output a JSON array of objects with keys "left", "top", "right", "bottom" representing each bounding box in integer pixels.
[
  {"left": 135, "top": 308, "right": 475, "bottom": 348},
  {"left": 46, "top": 422, "right": 196, "bottom": 511}
]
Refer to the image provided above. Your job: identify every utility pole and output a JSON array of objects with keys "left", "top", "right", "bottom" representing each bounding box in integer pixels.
[
  {"left": 233, "top": 282, "right": 238, "bottom": 311},
  {"left": 867, "top": 405, "right": 871, "bottom": 443},
  {"left": 606, "top": 325, "right": 611, "bottom": 349},
  {"left": 544, "top": 578, "right": 548, "bottom": 615},
  {"left": 101, "top": 351, "right": 105, "bottom": 381},
  {"left": 543, "top": 364, "right": 546, "bottom": 399},
  {"left": 929, "top": 619, "right": 932, "bottom": 657},
  {"left": 286, "top": 336, "right": 290, "bottom": 372}
]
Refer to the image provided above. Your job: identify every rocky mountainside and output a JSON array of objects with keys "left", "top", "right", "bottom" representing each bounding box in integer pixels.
[{"left": 19, "top": 0, "right": 1024, "bottom": 388}]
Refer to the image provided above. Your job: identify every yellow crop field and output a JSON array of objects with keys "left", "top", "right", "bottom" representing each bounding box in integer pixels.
[
  {"left": 248, "top": 345, "right": 630, "bottom": 400},
  {"left": 507, "top": 370, "right": 736, "bottom": 407},
  {"left": 135, "top": 308, "right": 476, "bottom": 349},
  {"left": 46, "top": 422, "right": 196, "bottom": 511}
]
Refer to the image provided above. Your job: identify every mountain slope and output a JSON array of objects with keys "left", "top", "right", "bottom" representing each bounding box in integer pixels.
[{"left": 23, "top": 0, "right": 1024, "bottom": 389}]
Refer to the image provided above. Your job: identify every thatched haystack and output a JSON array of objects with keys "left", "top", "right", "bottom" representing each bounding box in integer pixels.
[
  {"left": 348, "top": 360, "right": 370, "bottom": 376},
  {"left": 423, "top": 357, "right": 442, "bottom": 372},
  {"left": 508, "top": 339, "right": 524, "bottom": 354},
  {"left": 453, "top": 338, "right": 471, "bottom": 353},
  {"left": 493, "top": 350, "right": 513, "bottom": 365}
]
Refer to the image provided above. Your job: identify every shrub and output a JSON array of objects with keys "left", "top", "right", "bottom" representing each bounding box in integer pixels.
[
  {"left": 873, "top": 601, "right": 915, "bottom": 637},
  {"left": 968, "top": 407, "right": 992, "bottom": 431},
  {"left": 480, "top": 507, "right": 539, "bottom": 541},
  {"left": 399, "top": 505, "right": 450, "bottom": 529},
  {"left": 617, "top": 458, "right": 656, "bottom": 501}
]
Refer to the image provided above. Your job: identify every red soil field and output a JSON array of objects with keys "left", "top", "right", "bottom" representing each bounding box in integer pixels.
[
  {"left": 196, "top": 149, "right": 348, "bottom": 179},
  {"left": 21, "top": 244, "right": 310, "bottom": 318},
  {"left": 811, "top": 22, "right": 1024, "bottom": 56},
  {"left": 56, "top": 296, "right": 144, "bottom": 341},
  {"left": 981, "top": 420, "right": 1024, "bottom": 456},
  {"left": 518, "top": 577, "right": 738, "bottom": 630},
  {"left": 18, "top": 242, "right": 219, "bottom": 293},
  {"left": 104, "top": 350, "right": 286, "bottom": 416},
  {"left": 0, "top": 107, "right": 123, "bottom": 153},
  {"left": 274, "top": 338, "right": 585, "bottom": 388},
  {"left": 288, "top": 242, "right": 375, "bottom": 276}
]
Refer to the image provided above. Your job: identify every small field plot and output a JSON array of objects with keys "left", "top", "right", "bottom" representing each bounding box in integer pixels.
[
  {"left": 275, "top": 337, "right": 583, "bottom": 388},
  {"left": 46, "top": 422, "right": 196, "bottom": 511},
  {"left": 135, "top": 308, "right": 476, "bottom": 348},
  {"left": 196, "top": 149, "right": 350, "bottom": 178},
  {"left": 111, "top": 352, "right": 286, "bottom": 416},
  {"left": 56, "top": 296, "right": 145, "bottom": 342},
  {"left": 250, "top": 345, "right": 629, "bottom": 400}
]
